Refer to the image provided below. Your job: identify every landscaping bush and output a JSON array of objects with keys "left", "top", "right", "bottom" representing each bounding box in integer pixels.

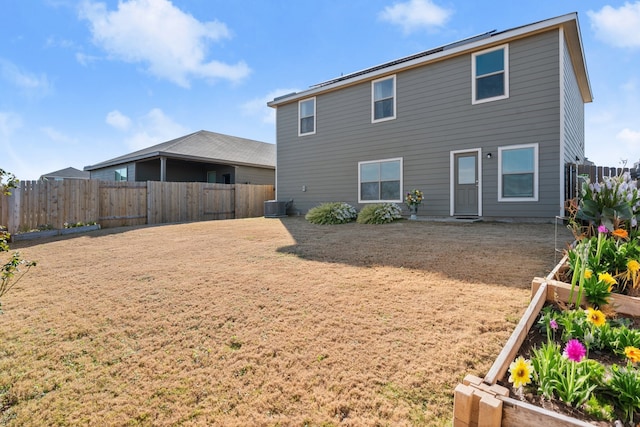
[
  {"left": 356, "top": 203, "right": 402, "bottom": 224},
  {"left": 305, "top": 202, "right": 357, "bottom": 225}
]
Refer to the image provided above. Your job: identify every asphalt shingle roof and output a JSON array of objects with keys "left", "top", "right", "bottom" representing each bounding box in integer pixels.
[{"left": 85, "top": 130, "right": 275, "bottom": 171}]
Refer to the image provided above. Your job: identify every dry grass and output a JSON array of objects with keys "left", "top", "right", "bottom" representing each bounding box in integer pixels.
[{"left": 0, "top": 217, "right": 573, "bottom": 426}]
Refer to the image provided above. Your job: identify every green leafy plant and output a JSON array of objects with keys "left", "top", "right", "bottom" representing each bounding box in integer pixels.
[
  {"left": 584, "top": 395, "right": 615, "bottom": 421},
  {"left": 576, "top": 173, "right": 640, "bottom": 233},
  {"left": 356, "top": 203, "right": 402, "bottom": 224},
  {"left": 63, "top": 221, "right": 97, "bottom": 228},
  {"left": 531, "top": 341, "right": 563, "bottom": 399},
  {"left": 305, "top": 202, "right": 357, "bottom": 225},
  {"left": 551, "top": 357, "right": 599, "bottom": 407},
  {"left": 607, "top": 363, "right": 640, "bottom": 424}
]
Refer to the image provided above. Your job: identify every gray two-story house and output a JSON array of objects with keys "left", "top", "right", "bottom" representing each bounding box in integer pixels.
[{"left": 268, "top": 13, "right": 592, "bottom": 220}]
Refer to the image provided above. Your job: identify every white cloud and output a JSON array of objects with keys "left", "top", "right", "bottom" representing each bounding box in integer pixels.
[
  {"left": 379, "top": 0, "right": 453, "bottom": 34},
  {"left": 106, "top": 110, "right": 132, "bottom": 131},
  {"left": 0, "top": 112, "right": 30, "bottom": 179},
  {"left": 41, "top": 127, "right": 78, "bottom": 145},
  {"left": 242, "top": 88, "right": 299, "bottom": 124},
  {"left": 618, "top": 128, "right": 640, "bottom": 145},
  {"left": 75, "top": 52, "right": 100, "bottom": 66},
  {"left": 0, "top": 111, "right": 23, "bottom": 137},
  {"left": 0, "top": 58, "right": 51, "bottom": 94},
  {"left": 124, "top": 108, "right": 189, "bottom": 150},
  {"left": 588, "top": 2, "right": 640, "bottom": 48},
  {"left": 78, "top": 0, "right": 251, "bottom": 87}
]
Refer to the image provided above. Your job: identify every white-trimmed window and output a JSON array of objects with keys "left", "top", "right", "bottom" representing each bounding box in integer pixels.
[
  {"left": 358, "top": 158, "right": 402, "bottom": 202},
  {"left": 115, "top": 167, "right": 127, "bottom": 181},
  {"left": 472, "top": 45, "right": 509, "bottom": 104},
  {"left": 298, "top": 97, "right": 316, "bottom": 136},
  {"left": 372, "top": 75, "right": 396, "bottom": 122},
  {"left": 498, "top": 143, "right": 538, "bottom": 201}
]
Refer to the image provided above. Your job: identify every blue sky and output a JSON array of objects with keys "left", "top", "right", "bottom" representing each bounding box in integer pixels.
[{"left": 2, "top": 0, "right": 640, "bottom": 180}]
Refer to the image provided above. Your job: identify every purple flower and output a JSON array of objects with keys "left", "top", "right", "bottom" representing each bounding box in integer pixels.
[
  {"left": 550, "top": 319, "right": 558, "bottom": 330},
  {"left": 598, "top": 224, "right": 608, "bottom": 234},
  {"left": 563, "top": 339, "right": 586, "bottom": 362}
]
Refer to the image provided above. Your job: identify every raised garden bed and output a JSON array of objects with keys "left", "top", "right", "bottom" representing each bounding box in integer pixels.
[
  {"left": 453, "top": 255, "right": 640, "bottom": 427},
  {"left": 12, "top": 224, "right": 101, "bottom": 242}
]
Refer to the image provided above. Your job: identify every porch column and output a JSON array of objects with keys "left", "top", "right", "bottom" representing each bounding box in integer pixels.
[{"left": 160, "top": 156, "right": 167, "bottom": 182}]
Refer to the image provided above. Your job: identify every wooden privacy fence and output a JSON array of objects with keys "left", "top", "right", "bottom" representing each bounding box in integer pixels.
[
  {"left": 0, "top": 180, "right": 275, "bottom": 234},
  {"left": 564, "top": 163, "right": 629, "bottom": 201}
]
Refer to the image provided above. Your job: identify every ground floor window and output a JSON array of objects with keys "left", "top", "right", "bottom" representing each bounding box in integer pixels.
[
  {"left": 115, "top": 167, "right": 127, "bottom": 181},
  {"left": 358, "top": 158, "right": 402, "bottom": 202},
  {"left": 498, "top": 143, "right": 538, "bottom": 201}
]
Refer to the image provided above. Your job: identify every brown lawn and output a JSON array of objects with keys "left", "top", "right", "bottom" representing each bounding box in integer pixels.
[{"left": 0, "top": 217, "right": 573, "bottom": 426}]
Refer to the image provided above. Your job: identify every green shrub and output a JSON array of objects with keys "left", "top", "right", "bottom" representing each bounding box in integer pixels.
[
  {"left": 305, "top": 202, "right": 357, "bottom": 225},
  {"left": 356, "top": 203, "right": 402, "bottom": 224}
]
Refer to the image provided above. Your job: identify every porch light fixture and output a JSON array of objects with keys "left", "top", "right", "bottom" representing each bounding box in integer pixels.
[{"left": 486, "top": 153, "right": 492, "bottom": 159}]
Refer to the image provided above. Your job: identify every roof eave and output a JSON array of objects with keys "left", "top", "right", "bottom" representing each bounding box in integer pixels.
[{"left": 85, "top": 151, "right": 275, "bottom": 171}]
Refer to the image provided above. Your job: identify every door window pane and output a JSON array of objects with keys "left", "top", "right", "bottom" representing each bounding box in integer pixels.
[{"left": 457, "top": 156, "right": 476, "bottom": 185}]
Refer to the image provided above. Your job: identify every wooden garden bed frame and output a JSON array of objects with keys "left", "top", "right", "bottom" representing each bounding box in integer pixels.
[{"left": 453, "top": 255, "right": 640, "bottom": 427}]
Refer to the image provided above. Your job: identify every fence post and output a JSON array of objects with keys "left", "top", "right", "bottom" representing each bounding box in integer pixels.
[{"left": 7, "top": 185, "right": 21, "bottom": 235}]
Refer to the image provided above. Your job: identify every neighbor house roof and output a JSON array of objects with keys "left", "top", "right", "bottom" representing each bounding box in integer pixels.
[
  {"left": 84, "top": 130, "right": 275, "bottom": 171},
  {"left": 40, "top": 167, "right": 90, "bottom": 180},
  {"left": 268, "top": 12, "right": 592, "bottom": 107}
]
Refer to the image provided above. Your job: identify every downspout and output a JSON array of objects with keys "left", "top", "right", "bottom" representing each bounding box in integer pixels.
[{"left": 160, "top": 156, "right": 167, "bottom": 182}]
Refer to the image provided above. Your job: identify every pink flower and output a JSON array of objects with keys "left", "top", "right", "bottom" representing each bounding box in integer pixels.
[
  {"left": 563, "top": 339, "right": 586, "bottom": 362},
  {"left": 598, "top": 224, "right": 608, "bottom": 234},
  {"left": 550, "top": 319, "right": 558, "bottom": 330}
]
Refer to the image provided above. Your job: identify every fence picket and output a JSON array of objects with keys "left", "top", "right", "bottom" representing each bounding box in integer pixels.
[{"left": 1, "top": 180, "right": 274, "bottom": 234}]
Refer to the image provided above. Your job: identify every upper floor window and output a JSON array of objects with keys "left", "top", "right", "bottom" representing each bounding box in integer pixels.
[
  {"left": 298, "top": 97, "right": 316, "bottom": 136},
  {"left": 115, "top": 167, "right": 127, "bottom": 181},
  {"left": 498, "top": 143, "right": 538, "bottom": 202},
  {"left": 358, "top": 158, "right": 402, "bottom": 202},
  {"left": 472, "top": 45, "right": 509, "bottom": 104},
  {"left": 372, "top": 75, "right": 396, "bottom": 122}
]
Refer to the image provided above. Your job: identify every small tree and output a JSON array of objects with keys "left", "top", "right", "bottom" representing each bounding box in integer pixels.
[{"left": 0, "top": 169, "right": 36, "bottom": 312}]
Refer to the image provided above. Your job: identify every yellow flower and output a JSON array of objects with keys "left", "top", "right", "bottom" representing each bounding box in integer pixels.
[
  {"left": 585, "top": 307, "right": 606, "bottom": 327},
  {"left": 508, "top": 356, "right": 533, "bottom": 388},
  {"left": 625, "top": 346, "right": 640, "bottom": 363},
  {"left": 598, "top": 272, "right": 617, "bottom": 290},
  {"left": 584, "top": 269, "right": 592, "bottom": 279},
  {"left": 612, "top": 228, "right": 629, "bottom": 239},
  {"left": 627, "top": 260, "right": 640, "bottom": 274}
]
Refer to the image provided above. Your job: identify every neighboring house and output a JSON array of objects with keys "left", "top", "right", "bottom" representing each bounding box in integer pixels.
[
  {"left": 40, "top": 167, "right": 90, "bottom": 181},
  {"left": 268, "top": 13, "right": 592, "bottom": 220},
  {"left": 84, "top": 130, "right": 275, "bottom": 185}
]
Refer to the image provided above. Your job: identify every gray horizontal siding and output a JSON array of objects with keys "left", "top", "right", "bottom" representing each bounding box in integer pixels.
[
  {"left": 563, "top": 35, "right": 585, "bottom": 164},
  {"left": 236, "top": 166, "right": 275, "bottom": 185},
  {"left": 89, "top": 163, "right": 134, "bottom": 181},
  {"left": 277, "top": 29, "right": 571, "bottom": 219}
]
